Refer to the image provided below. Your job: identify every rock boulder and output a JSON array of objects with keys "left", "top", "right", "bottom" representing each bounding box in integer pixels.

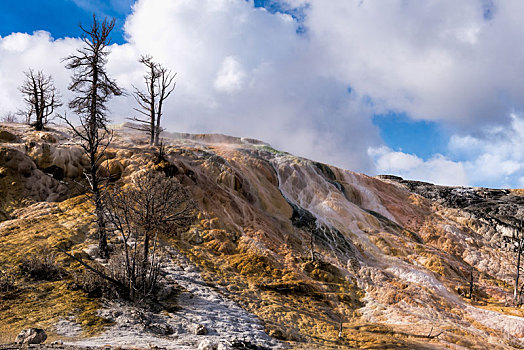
[{"left": 14, "top": 328, "right": 47, "bottom": 345}]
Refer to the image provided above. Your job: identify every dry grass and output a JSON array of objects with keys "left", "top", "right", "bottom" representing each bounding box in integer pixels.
[{"left": 0, "top": 196, "right": 109, "bottom": 340}]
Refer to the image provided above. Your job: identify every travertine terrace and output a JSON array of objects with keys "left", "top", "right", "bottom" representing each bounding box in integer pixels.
[{"left": 0, "top": 122, "right": 523, "bottom": 349}]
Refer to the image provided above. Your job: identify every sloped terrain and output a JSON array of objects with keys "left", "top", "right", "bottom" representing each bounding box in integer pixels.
[{"left": 0, "top": 122, "right": 523, "bottom": 349}]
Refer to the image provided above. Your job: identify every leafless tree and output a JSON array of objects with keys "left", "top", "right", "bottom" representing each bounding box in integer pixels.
[
  {"left": 468, "top": 268, "right": 474, "bottom": 299},
  {"left": 1, "top": 112, "right": 18, "bottom": 123},
  {"left": 504, "top": 219, "right": 524, "bottom": 303},
  {"left": 514, "top": 230, "right": 524, "bottom": 303},
  {"left": 19, "top": 69, "right": 62, "bottom": 130},
  {"left": 105, "top": 170, "right": 195, "bottom": 300},
  {"left": 61, "top": 15, "right": 123, "bottom": 259},
  {"left": 130, "top": 55, "right": 176, "bottom": 146}
]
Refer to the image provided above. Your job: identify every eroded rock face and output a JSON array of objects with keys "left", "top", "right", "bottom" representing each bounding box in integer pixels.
[
  {"left": 25, "top": 142, "right": 87, "bottom": 178},
  {"left": 0, "top": 147, "right": 68, "bottom": 212},
  {"left": 14, "top": 328, "right": 47, "bottom": 345},
  {"left": 379, "top": 175, "right": 524, "bottom": 243}
]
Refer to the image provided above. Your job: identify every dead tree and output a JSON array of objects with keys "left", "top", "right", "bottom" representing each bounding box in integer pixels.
[
  {"left": 130, "top": 55, "right": 176, "bottom": 146},
  {"left": 503, "top": 219, "right": 524, "bottom": 303},
  {"left": 1, "top": 112, "right": 18, "bottom": 123},
  {"left": 468, "top": 268, "right": 474, "bottom": 299},
  {"left": 515, "top": 234, "right": 524, "bottom": 303},
  {"left": 105, "top": 170, "right": 195, "bottom": 300},
  {"left": 19, "top": 69, "right": 62, "bottom": 130},
  {"left": 61, "top": 15, "right": 123, "bottom": 259}
]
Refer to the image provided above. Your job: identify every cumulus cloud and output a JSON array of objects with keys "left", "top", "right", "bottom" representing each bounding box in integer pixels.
[
  {"left": 119, "top": 0, "right": 382, "bottom": 170},
  {"left": 0, "top": 0, "right": 382, "bottom": 173},
  {"left": 0, "top": 31, "right": 79, "bottom": 115},
  {"left": 370, "top": 114, "right": 524, "bottom": 188},
  {"left": 369, "top": 147, "right": 469, "bottom": 186},
  {"left": 448, "top": 114, "right": 524, "bottom": 188},
  {"left": 1, "top": 0, "right": 524, "bottom": 187},
  {"left": 213, "top": 56, "right": 246, "bottom": 93},
  {"left": 287, "top": 0, "right": 524, "bottom": 128}
]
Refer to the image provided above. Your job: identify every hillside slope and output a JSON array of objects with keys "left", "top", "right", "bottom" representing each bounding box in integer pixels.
[{"left": 0, "top": 122, "right": 523, "bottom": 349}]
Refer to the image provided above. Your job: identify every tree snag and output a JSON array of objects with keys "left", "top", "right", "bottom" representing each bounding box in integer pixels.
[
  {"left": 61, "top": 15, "right": 123, "bottom": 259},
  {"left": 19, "top": 69, "right": 62, "bottom": 131},
  {"left": 130, "top": 55, "right": 176, "bottom": 145}
]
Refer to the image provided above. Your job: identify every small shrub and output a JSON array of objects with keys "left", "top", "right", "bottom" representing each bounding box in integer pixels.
[
  {"left": 104, "top": 169, "right": 195, "bottom": 302},
  {"left": 107, "top": 247, "right": 163, "bottom": 301},
  {"left": 71, "top": 270, "right": 116, "bottom": 298},
  {"left": 0, "top": 269, "right": 16, "bottom": 293},
  {"left": 19, "top": 251, "right": 64, "bottom": 281}
]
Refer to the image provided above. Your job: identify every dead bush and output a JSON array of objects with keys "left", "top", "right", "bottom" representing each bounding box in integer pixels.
[
  {"left": 19, "top": 251, "right": 64, "bottom": 281},
  {"left": 70, "top": 270, "right": 117, "bottom": 298},
  {"left": 105, "top": 169, "right": 195, "bottom": 301},
  {"left": 0, "top": 269, "right": 16, "bottom": 293}
]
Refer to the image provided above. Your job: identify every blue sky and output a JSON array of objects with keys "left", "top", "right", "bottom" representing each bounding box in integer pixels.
[
  {"left": 0, "top": 0, "right": 133, "bottom": 44},
  {"left": 0, "top": 0, "right": 522, "bottom": 188},
  {"left": 372, "top": 113, "right": 449, "bottom": 161}
]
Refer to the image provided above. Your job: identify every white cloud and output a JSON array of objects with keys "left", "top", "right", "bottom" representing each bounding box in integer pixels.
[
  {"left": 214, "top": 56, "right": 246, "bottom": 93},
  {"left": 0, "top": 0, "right": 382, "bottom": 174},
  {"left": 119, "top": 0, "right": 382, "bottom": 171},
  {"left": 288, "top": 0, "right": 524, "bottom": 128},
  {"left": 0, "top": 31, "right": 81, "bottom": 117},
  {"left": 1, "top": 0, "right": 524, "bottom": 188},
  {"left": 369, "top": 147, "right": 469, "bottom": 186},
  {"left": 448, "top": 114, "right": 524, "bottom": 188}
]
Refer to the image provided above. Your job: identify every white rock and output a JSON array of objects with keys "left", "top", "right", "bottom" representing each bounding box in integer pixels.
[{"left": 198, "top": 339, "right": 216, "bottom": 350}]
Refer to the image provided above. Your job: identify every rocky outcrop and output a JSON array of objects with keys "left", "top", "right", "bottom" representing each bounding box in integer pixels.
[
  {"left": 0, "top": 130, "right": 21, "bottom": 143},
  {"left": 14, "top": 328, "right": 47, "bottom": 345},
  {"left": 378, "top": 175, "right": 524, "bottom": 243}
]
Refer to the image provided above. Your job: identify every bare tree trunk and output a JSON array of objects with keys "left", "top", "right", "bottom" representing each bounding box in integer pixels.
[
  {"left": 468, "top": 268, "right": 474, "bottom": 299},
  {"left": 94, "top": 188, "right": 108, "bottom": 259},
  {"left": 149, "top": 64, "right": 156, "bottom": 145},
  {"left": 131, "top": 56, "right": 175, "bottom": 146},
  {"left": 515, "top": 239, "right": 522, "bottom": 302}
]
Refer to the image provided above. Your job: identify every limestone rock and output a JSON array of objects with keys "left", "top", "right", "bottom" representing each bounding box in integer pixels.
[
  {"left": 40, "top": 133, "right": 57, "bottom": 143},
  {"left": 197, "top": 339, "right": 216, "bottom": 350},
  {"left": 0, "top": 130, "right": 20, "bottom": 143},
  {"left": 99, "top": 159, "right": 124, "bottom": 180},
  {"left": 194, "top": 323, "right": 208, "bottom": 335},
  {"left": 217, "top": 343, "right": 231, "bottom": 350},
  {"left": 147, "top": 322, "right": 174, "bottom": 335},
  {"left": 184, "top": 226, "right": 204, "bottom": 244},
  {"left": 14, "top": 328, "right": 47, "bottom": 345}
]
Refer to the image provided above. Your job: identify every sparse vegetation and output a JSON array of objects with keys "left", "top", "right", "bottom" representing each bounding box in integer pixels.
[
  {"left": 19, "top": 69, "right": 62, "bottom": 131},
  {"left": 0, "top": 269, "right": 16, "bottom": 293},
  {"left": 19, "top": 249, "right": 64, "bottom": 281},
  {"left": 1, "top": 112, "right": 19, "bottom": 123},
  {"left": 255, "top": 144, "right": 286, "bottom": 155},
  {"left": 105, "top": 169, "right": 195, "bottom": 301}
]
